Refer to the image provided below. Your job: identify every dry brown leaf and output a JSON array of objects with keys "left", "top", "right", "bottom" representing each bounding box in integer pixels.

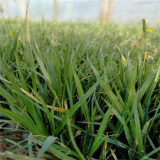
[
  {"left": 75, "top": 130, "right": 81, "bottom": 137},
  {"left": 57, "top": 142, "right": 69, "bottom": 149},
  {"left": 20, "top": 88, "right": 67, "bottom": 113}
]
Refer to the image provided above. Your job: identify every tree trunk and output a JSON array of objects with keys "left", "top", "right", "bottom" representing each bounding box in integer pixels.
[
  {"left": 100, "top": 0, "right": 109, "bottom": 23},
  {"left": 100, "top": 0, "right": 115, "bottom": 23},
  {"left": 18, "top": 0, "right": 26, "bottom": 19},
  {"left": 106, "top": 0, "right": 115, "bottom": 23},
  {"left": 5, "top": 0, "right": 9, "bottom": 17},
  {"left": 54, "top": 0, "right": 59, "bottom": 20},
  {"left": 0, "top": 3, "right": 4, "bottom": 13}
]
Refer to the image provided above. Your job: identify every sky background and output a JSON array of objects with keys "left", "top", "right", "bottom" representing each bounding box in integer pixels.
[{"left": 0, "top": 0, "right": 160, "bottom": 23}]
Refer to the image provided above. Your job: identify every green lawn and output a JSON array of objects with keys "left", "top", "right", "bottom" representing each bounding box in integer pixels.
[{"left": 0, "top": 19, "right": 160, "bottom": 160}]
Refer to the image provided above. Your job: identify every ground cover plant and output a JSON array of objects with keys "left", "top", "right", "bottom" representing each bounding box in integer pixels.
[{"left": 0, "top": 19, "right": 160, "bottom": 160}]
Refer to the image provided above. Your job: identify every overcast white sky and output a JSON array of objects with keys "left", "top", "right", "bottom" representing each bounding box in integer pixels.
[{"left": 0, "top": 0, "right": 159, "bottom": 23}]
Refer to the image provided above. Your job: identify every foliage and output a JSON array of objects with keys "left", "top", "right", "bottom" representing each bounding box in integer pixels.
[{"left": 0, "top": 19, "right": 160, "bottom": 160}]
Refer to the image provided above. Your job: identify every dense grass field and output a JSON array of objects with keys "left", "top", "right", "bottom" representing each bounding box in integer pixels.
[{"left": 0, "top": 19, "right": 160, "bottom": 160}]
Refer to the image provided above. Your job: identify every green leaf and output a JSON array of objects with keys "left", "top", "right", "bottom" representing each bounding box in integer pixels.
[
  {"left": 88, "top": 104, "right": 114, "bottom": 158},
  {"left": 134, "top": 94, "right": 144, "bottom": 156},
  {"left": 1, "top": 152, "right": 43, "bottom": 160},
  {"left": 140, "top": 147, "right": 160, "bottom": 160},
  {"left": 37, "top": 136, "right": 58, "bottom": 159},
  {"left": 28, "top": 132, "right": 33, "bottom": 157},
  {"left": 55, "top": 81, "right": 99, "bottom": 135}
]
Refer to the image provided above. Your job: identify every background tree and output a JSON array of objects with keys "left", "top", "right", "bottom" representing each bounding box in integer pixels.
[
  {"left": 5, "top": 0, "right": 9, "bottom": 17},
  {"left": 100, "top": 0, "right": 115, "bottom": 23},
  {"left": 54, "top": 0, "right": 59, "bottom": 20},
  {"left": 0, "top": 3, "right": 4, "bottom": 13},
  {"left": 18, "top": 0, "right": 27, "bottom": 19}
]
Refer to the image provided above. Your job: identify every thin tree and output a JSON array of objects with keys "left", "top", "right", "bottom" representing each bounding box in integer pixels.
[
  {"left": 100, "top": 0, "right": 115, "bottom": 23},
  {"left": 18, "top": 0, "right": 26, "bottom": 19},
  {"left": 0, "top": 3, "right": 4, "bottom": 13},
  {"left": 100, "top": 0, "right": 109, "bottom": 23},
  {"left": 5, "top": 0, "right": 9, "bottom": 17},
  {"left": 54, "top": 0, "right": 59, "bottom": 20},
  {"left": 106, "top": 0, "right": 115, "bottom": 23}
]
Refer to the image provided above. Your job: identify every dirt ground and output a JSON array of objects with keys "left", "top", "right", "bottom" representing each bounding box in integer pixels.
[{"left": 0, "top": 134, "right": 25, "bottom": 160}]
